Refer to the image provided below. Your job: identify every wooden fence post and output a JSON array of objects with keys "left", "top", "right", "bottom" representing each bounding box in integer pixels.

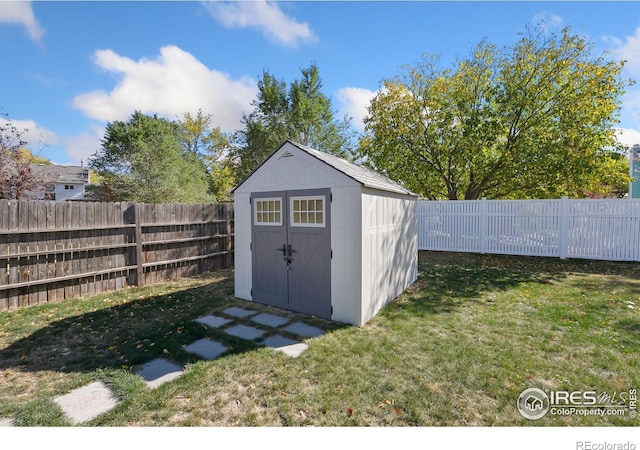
[
  {"left": 226, "top": 204, "right": 233, "bottom": 269},
  {"left": 134, "top": 203, "right": 145, "bottom": 286}
]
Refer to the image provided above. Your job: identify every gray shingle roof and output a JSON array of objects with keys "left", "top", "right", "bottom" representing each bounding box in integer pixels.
[
  {"left": 30, "top": 164, "right": 89, "bottom": 184},
  {"left": 287, "top": 141, "right": 417, "bottom": 196}
]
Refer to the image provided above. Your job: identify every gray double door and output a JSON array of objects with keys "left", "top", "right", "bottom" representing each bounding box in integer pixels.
[{"left": 251, "top": 188, "right": 331, "bottom": 319}]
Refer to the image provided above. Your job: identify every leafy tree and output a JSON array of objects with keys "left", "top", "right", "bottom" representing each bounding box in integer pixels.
[
  {"left": 178, "top": 109, "right": 235, "bottom": 201},
  {"left": 359, "top": 27, "right": 633, "bottom": 200},
  {"left": 0, "top": 114, "right": 53, "bottom": 200},
  {"left": 89, "top": 111, "right": 213, "bottom": 204},
  {"left": 233, "top": 64, "right": 356, "bottom": 180}
]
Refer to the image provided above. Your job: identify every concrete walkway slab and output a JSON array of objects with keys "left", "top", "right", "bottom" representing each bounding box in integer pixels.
[
  {"left": 0, "top": 418, "right": 14, "bottom": 427},
  {"left": 137, "top": 358, "right": 184, "bottom": 389},
  {"left": 222, "top": 307, "right": 257, "bottom": 318},
  {"left": 53, "top": 381, "right": 118, "bottom": 425},
  {"left": 184, "top": 339, "right": 228, "bottom": 360},
  {"left": 224, "top": 324, "right": 265, "bottom": 340},
  {"left": 263, "top": 335, "right": 308, "bottom": 358},
  {"left": 283, "top": 322, "right": 325, "bottom": 338},
  {"left": 194, "top": 315, "right": 232, "bottom": 328},
  {"left": 251, "top": 312, "right": 289, "bottom": 328}
]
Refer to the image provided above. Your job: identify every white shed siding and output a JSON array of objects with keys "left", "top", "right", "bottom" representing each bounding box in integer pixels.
[
  {"left": 233, "top": 143, "right": 363, "bottom": 324},
  {"left": 233, "top": 191, "right": 252, "bottom": 301},
  {"left": 328, "top": 186, "right": 362, "bottom": 325},
  {"left": 360, "top": 188, "right": 418, "bottom": 325},
  {"left": 234, "top": 141, "right": 417, "bottom": 326}
]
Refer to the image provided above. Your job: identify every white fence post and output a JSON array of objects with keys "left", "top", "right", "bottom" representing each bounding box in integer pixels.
[
  {"left": 416, "top": 198, "right": 640, "bottom": 262},
  {"left": 480, "top": 197, "right": 487, "bottom": 254},
  {"left": 559, "top": 196, "right": 569, "bottom": 260}
]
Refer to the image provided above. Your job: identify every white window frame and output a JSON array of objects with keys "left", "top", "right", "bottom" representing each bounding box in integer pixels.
[
  {"left": 254, "top": 197, "right": 283, "bottom": 226},
  {"left": 290, "top": 195, "right": 326, "bottom": 228}
]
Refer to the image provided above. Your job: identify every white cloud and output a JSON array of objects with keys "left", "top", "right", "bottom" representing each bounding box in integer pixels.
[
  {"left": 0, "top": 1, "right": 44, "bottom": 42},
  {"left": 335, "top": 87, "right": 378, "bottom": 132},
  {"left": 202, "top": 0, "right": 317, "bottom": 48},
  {"left": 61, "top": 125, "right": 104, "bottom": 165},
  {"left": 72, "top": 45, "right": 258, "bottom": 132},
  {"left": 608, "top": 26, "right": 640, "bottom": 75},
  {"left": 532, "top": 11, "right": 563, "bottom": 35},
  {"left": 616, "top": 127, "right": 640, "bottom": 149},
  {"left": 0, "top": 117, "right": 57, "bottom": 149}
]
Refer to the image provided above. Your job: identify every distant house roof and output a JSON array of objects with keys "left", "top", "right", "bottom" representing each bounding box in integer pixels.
[
  {"left": 30, "top": 164, "right": 89, "bottom": 184},
  {"left": 235, "top": 140, "right": 417, "bottom": 197}
]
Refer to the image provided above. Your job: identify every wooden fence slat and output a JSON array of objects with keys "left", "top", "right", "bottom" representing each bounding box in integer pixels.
[{"left": 0, "top": 201, "right": 234, "bottom": 311}]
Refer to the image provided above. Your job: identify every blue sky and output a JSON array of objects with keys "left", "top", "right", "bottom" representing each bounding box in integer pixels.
[{"left": 2, "top": 1, "right": 640, "bottom": 166}]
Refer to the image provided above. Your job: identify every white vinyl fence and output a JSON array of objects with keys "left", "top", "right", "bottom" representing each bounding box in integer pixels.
[{"left": 418, "top": 198, "right": 640, "bottom": 262}]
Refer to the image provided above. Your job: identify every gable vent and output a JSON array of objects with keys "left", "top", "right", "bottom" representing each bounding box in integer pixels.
[{"left": 279, "top": 151, "right": 294, "bottom": 159}]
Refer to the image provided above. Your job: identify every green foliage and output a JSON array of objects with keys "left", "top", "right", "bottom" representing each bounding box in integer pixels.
[
  {"left": 233, "top": 64, "right": 356, "bottom": 181},
  {"left": 178, "top": 109, "right": 235, "bottom": 202},
  {"left": 360, "top": 27, "right": 633, "bottom": 199},
  {"left": 90, "top": 111, "right": 213, "bottom": 204}
]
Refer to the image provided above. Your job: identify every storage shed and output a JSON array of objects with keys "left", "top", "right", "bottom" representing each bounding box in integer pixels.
[{"left": 233, "top": 140, "right": 418, "bottom": 326}]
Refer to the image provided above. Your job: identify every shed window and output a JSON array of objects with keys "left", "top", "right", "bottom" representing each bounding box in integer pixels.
[
  {"left": 254, "top": 198, "right": 282, "bottom": 226},
  {"left": 291, "top": 196, "right": 325, "bottom": 227}
]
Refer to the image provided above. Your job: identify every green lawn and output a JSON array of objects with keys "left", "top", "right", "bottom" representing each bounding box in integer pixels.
[{"left": 0, "top": 251, "right": 638, "bottom": 426}]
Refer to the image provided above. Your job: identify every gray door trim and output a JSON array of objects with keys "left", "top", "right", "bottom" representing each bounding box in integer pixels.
[
  {"left": 251, "top": 191, "right": 288, "bottom": 310},
  {"left": 250, "top": 188, "right": 332, "bottom": 320}
]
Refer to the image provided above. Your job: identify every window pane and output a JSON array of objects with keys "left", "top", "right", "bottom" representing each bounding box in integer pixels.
[
  {"left": 274, "top": 201, "right": 280, "bottom": 212},
  {"left": 275, "top": 212, "right": 281, "bottom": 223},
  {"left": 268, "top": 212, "right": 274, "bottom": 222},
  {"left": 316, "top": 212, "right": 323, "bottom": 224},
  {"left": 293, "top": 212, "right": 300, "bottom": 223},
  {"left": 316, "top": 199, "right": 323, "bottom": 211},
  {"left": 256, "top": 212, "right": 262, "bottom": 223},
  {"left": 257, "top": 202, "right": 262, "bottom": 212},
  {"left": 301, "top": 212, "right": 308, "bottom": 223},
  {"left": 309, "top": 213, "right": 316, "bottom": 224},
  {"left": 294, "top": 200, "right": 300, "bottom": 211},
  {"left": 268, "top": 201, "right": 274, "bottom": 211},
  {"left": 301, "top": 200, "right": 308, "bottom": 211}
]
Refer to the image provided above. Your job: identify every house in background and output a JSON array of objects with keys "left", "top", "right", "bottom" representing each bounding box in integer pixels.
[
  {"left": 630, "top": 144, "right": 640, "bottom": 199},
  {"left": 31, "top": 164, "right": 90, "bottom": 201}
]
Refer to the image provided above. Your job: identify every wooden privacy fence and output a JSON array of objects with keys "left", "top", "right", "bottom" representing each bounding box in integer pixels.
[
  {"left": 0, "top": 200, "right": 234, "bottom": 311},
  {"left": 418, "top": 198, "right": 640, "bottom": 262}
]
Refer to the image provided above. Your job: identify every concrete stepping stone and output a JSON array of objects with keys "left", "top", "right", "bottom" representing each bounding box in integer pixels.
[
  {"left": 137, "top": 358, "right": 184, "bottom": 389},
  {"left": 251, "top": 312, "right": 289, "bottom": 328},
  {"left": 194, "top": 314, "right": 232, "bottom": 328},
  {"left": 184, "top": 338, "right": 228, "bottom": 360},
  {"left": 263, "top": 334, "right": 309, "bottom": 358},
  {"left": 0, "top": 418, "right": 14, "bottom": 427},
  {"left": 224, "top": 324, "right": 265, "bottom": 340},
  {"left": 222, "top": 307, "right": 257, "bottom": 318},
  {"left": 283, "top": 322, "right": 325, "bottom": 338},
  {"left": 53, "top": 381, "right": 118, "bottom": 425}
]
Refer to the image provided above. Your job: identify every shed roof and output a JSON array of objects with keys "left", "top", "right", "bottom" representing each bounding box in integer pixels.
[{"left": 235, "top": 140, "right": 417, "bottom": 197}]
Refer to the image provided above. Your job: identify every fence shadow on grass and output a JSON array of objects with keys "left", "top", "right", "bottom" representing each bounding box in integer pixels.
[
  {"left": 391, "top": 251, "right": 640, "bottom": 318},
  {"left": 0, "top": 271, "right": 239, "bottom": 374},
  {"left": 0, "top": 269, "right": 348, "bottom": 376}
]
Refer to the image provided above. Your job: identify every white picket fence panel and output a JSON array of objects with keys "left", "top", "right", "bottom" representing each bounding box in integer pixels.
[{"left": 418, "top": 198, "right": 640, "bottom": 261}]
